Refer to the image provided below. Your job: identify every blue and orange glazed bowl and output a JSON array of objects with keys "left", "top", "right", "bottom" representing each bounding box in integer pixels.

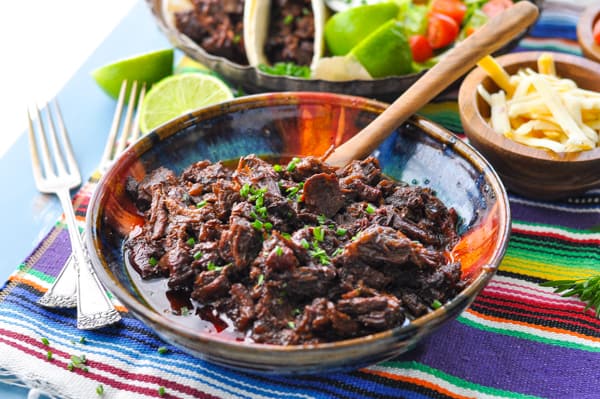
[{"left": 85, "top": 92, "right": 510, "bottom": 374}]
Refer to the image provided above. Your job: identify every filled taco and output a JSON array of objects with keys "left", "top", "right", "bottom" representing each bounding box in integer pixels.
[
  {"left": 244, "top": 0, "right": 326, "bottom": 70},
  {"left": 168, "top": 0, "right": 250, "bottom": 65}
]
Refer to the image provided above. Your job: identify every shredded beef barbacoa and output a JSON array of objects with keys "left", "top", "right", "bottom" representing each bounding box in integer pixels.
[
  {"left": 264, "top": 0, "right": 316, "bottom": 66},
  {"left": 174, "top": 0, "right": 248, "bottom": 65},
  {"left": 125, "top": 155, "right": 463, "bottom": 345}
]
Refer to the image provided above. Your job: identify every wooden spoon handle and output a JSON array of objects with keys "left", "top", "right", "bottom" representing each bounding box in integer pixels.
[{"left": 325, "top": 1, "right": 539, "bottom": 168}]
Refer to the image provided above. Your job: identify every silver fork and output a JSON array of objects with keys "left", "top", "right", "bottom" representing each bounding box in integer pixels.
[
  {"left": 99, "top": 80, "right": 146, "bottom": 173},
  {"left": 36, "top": 82, "right": 145, "bottom": 311},
  {"left": 28, "top": 100, "right": 121, "bottom": 330}
]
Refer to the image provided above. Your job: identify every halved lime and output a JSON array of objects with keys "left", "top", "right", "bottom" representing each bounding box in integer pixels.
[
  {"left": 91, "top": 48, "right": 174, "bottom": 99},
  {"left": 324, "top": 2, "right": 399, "bottom": 56},
  {"left": 139, "top": 73, "right": 234, "bottom": 133},
  {"left": 350, "top": 20, "right": 413, "bottom": 78}
]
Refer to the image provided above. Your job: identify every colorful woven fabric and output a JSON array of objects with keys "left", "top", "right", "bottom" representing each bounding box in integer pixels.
[{"left": 2, "top": 2, "right": 599, "bottom": 398}]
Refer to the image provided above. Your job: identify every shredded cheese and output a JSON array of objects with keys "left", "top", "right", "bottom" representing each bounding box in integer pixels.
[{"left": 476, "top": 53, "right": 600, "bottom": 153}]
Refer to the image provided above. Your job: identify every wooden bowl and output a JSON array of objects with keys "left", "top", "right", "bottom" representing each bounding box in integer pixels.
[
  {"left": 577, "top": 4, "right": 600, "bottom": 63},
  {"left": 458, "top": 51, "right": 600, "bottom": 200}
]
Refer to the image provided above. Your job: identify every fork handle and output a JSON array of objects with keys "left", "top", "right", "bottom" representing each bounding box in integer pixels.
[{"left": 56, "top": 189, "right": 122, "bottom": 329}]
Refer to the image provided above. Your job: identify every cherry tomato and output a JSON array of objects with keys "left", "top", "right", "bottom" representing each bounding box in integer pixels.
[
  {"left": 594, "top": 18, "right": 600, "bottom": 46},
  {"left": 427, "top": 12, "right": 459, "bottom": 49},
  {"left": 482, "top": 0, "right": 514, "bottom": 18},
  {"left": 430, "top": 0, "right": 467, "bottom": 25},
  {"left": 409, "top": 35, "right": 434, "bottom": 62}
]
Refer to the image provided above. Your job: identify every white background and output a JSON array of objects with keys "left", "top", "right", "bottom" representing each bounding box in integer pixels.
[{"left": 0, "top": 0, "right": 137, "bottom": 158}]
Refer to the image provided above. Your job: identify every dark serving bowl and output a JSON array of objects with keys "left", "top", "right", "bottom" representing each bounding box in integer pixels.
[
  {"left": 144, "top": 0, "right": 542, "bottom": 102},
  {"left": 86, "top": 92, "right": 510, "bottom": 374}
]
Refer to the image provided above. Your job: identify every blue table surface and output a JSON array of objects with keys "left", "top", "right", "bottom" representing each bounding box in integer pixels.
[{"left": 0, "top": 1, "right": 171, "bottom": 396}]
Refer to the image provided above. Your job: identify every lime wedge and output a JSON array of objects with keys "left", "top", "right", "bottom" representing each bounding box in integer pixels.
[
  {"left": 350, "top": 20, "right": 413, "bottom": 78},
  {"left": 324, "top": 2, "right": 399, "bottom": 56},
  {"left": 139, "top": 73, "right": 234, "bottom": 133},
  {"left": 91, "top": 48, "right": 174, "bottom": 99}
]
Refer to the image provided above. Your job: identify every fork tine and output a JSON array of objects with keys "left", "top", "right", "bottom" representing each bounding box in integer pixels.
[
  {"left": 45, "top": 101, "right": 69, "bottom": 177},
  {"left": 27, "top": 108, "right": 44, "bottom": 187},
  {"left": 52, "top": 100, "right": 81, "bottom": 183},
  {"left": 99, "top": 80, "right": 128, "bottom": 168},
  {"left": 114, "top": 81, "right": 138, "bottom": 156},
  {"left": 129, "top": 82, "right": 147, "bottom": 144},
  {"left": 34, "top": 104, "right": 55, "bottom": 179}
]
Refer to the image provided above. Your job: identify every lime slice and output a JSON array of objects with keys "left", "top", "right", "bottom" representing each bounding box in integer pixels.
[
  {"left": 139, "top": 73, "right": 234, "bottom": 133},
  {"left": 91, "top": 48, "right": 174, "bottom": 99},
  {"left": 350, "top": 20, "right": 413, "bottom": 78},
  {"left": 324, "top": 2, "right": 399, "bottom": 56}
]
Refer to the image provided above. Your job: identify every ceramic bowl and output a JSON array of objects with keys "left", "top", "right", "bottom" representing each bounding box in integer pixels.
[
  {"left": 577, "top": 3, "right": 600, "bottom": 63},
  {"left": 144, "top": 0, "right": 542, "bottom": 102},
  {"left": 458, "top": 51, "right": 600, "bottom": 200},
  {"left": 86, "top": 92, "right": 510, "bottom": 374}
]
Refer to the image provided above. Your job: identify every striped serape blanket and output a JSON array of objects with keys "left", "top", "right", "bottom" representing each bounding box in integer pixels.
[{"left": 1, "top": 2, "right": 600, "bottom": 398}]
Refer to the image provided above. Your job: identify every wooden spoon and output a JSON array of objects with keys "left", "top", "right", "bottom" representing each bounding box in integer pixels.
[{"left": 325, "top": 1, "right": 539, "bottom": 168}]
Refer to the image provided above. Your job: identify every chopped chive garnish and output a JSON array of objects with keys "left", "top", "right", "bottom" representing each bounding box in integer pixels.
[
  {"left": 46, "top": 350, "right": 53, "bottom": 361},
  {"left": 287, "top": 321, "right": 295, "bottom": 329},
  {"left": 286, "top": 157, "right": 300, "bottom": 171},
  {"left": 431, "top": 299, "right": 442, "bottom": 309},
  {"left": 300, "top": 238, "right": 310, "bottom": 249},
  {"left": 286, "top": 186, "right": 300, "bottom": 197},
  {"left": 256, "top": 195, "right": 264, "bottom": 207},
  {"left": 193, "top": 251, "right": 203, "bottom": 260},
  {"left": 336, "top": 227, "right": 347, "bottom": 236},
  {"left": 257, "top": 274, "right": 265, "bottom": 286},
  {"left": 180, "top": 306, "right": 190, "bottom": 316},
  {"left": 149, "top": 256, "right": 158, "bottom": 267},
  {"left": 293, "top": 308, "right": 301, "bottom": 315},
  {"left": 71, "top": 354, "right": 86, "bottom": 366},
  {"left": 41, "top": 337, "right": 49, "bottom": 346},
  {"left": 186, "top": 237, "right": 196, "bottom": 246},
  {"left": 366, "top": 203, "right": 376, "bottom": 214},
  {"left": 96, "top": 384, "right": 104, "bottom": 395},
  {"left": 273, "top": 164, "right": 283, "bottom": 172},
  {"left": 240, "top": 183, "right": 251, "bottom": 198},
  {"left": 264, "top": 222, "right": 273, "bottom": 230},
  {"left": 157, "top": 346, "right": 168, "bottom": 355},
  {"left": 283, "top": 14, "right": 294, "bottom": 25},
  {"left": 317, "top": 214, "right": 326, "bottom": 224},
  {"left": 232, "top": 34, "right": 241, "bottom": 44},
  {"left": 79, "top": 336, "right": 86, "bottom": 344},
  {"left": 281, "top": 232, "right": 291, "bottom": 240},
  {"left": 67, "top": 363, "right": 74, "bottom": 371},
  {"left": 310, "top": 247, "right": 331, "bottom": 265},
  {"left": 275, "top": 246, "right": 283, "bottom": 256},
  {"left": 256, "top": 206, "right": 268, "bottom": 218},
  {"left": 207, "top": 261, "right": 222, "bottom": 271},
  {"left": 196, "top": 200, "right": 207, "bottom": 208},
  {"left": 332, "top": 248, "right": 344, "bottom": 257},
  {"left": 251, "top": 220, "right": 264, "bottom": 230},
  {"left": 158, "top": 386, "right": 166, "bottom": 397},
  {"left": 313, "top": 226, "right": 325, "bottom": 242}
]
